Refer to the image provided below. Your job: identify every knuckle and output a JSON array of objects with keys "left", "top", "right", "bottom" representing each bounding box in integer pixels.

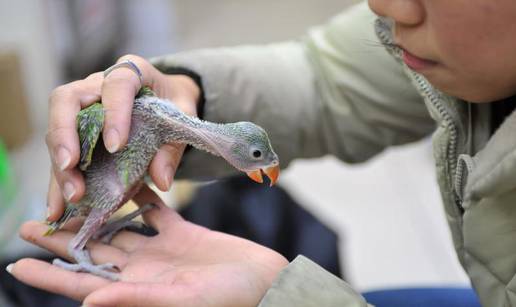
[
  {"left": 103, "top": 69, "right": 139, "bottom": 91},
  {"left": 50, "top": 166, "right": 66, "bottom": 182},
  {"left": 45, "top": 126, "right": 71, "bottom": 147},
  {"left": 44, "top": 130, "right": 65, "bottom": 150},
  {"left": 49, "top": 84, "right": 77, "bottom": 106},
  {"left": 102, "top": 72, "right": 127, "bottom": 85},
  {"left": 49, "top": 86, "right": 66, "bottom": 105},
  {"left": 85, "top": 71, "right": 103, "bottom": 80}
]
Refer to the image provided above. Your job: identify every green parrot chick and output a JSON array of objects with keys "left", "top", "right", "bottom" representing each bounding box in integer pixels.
[{"left": 47, "top": 87, "right": 279, "bottom": 280}]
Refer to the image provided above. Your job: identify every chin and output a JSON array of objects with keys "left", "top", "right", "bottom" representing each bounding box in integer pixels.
[
  {"left": 445, "top": 88, "right": 514, "bottom": 104},
  {"left": 427, "top": 77, "right": 506, "bottom": 104}
]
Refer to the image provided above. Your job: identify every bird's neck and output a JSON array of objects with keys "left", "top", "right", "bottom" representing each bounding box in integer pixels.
[
  {"left": 134, "top": 96, "right": 232, "bottom": 158},
  {"left": 160, "top": 112, "right": 234, "bottom": 157},
  {"left": 165, "top": 120, "right": 229, "bottom": 156}
]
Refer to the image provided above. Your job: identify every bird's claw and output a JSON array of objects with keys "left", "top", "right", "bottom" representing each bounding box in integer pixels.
[{"left": 53, "top": 246, "right": 120, "bottom": 280}]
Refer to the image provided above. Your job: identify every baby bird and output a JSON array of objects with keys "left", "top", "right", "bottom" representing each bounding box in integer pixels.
[{"left": 46, "top": 87, "right": 280, "bottom": 280}]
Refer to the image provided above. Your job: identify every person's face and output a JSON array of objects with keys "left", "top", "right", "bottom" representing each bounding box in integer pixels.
[{"left": 368, "top": 0, "right": 516, "bottom": 103}]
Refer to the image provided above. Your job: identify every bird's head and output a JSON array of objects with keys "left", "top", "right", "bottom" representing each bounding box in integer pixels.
[{"left": 220, "top": 121, "right": 280, "bottom": 186}]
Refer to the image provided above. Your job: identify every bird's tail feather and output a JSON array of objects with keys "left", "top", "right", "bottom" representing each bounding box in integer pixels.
[{"left": 44, "top": 204, "right": 79, "bottom": 236}]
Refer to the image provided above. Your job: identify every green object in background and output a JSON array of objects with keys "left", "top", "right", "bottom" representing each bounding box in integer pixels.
[
  {"left": 0, "top": 139, "right": 15, "bottom": 207},
  {"left": 0, "top": 138, "right": 21, "bottom": 256},
  {"left": 0, "top": 140, "right": 8, "bottom": 180}
]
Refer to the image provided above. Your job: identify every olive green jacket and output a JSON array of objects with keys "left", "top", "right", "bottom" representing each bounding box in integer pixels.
[{"left": 152, "top": 2, "right": 515, "bottom": 306}]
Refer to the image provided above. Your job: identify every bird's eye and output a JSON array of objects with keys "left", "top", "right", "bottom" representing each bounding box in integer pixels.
[{"left": 252, "top": 149, "right": 262, "bottom": 159}]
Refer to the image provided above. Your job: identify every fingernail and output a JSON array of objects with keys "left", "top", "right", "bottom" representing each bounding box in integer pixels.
[
  {"left": 55, "top": 146, "right": 71, "bottom": 171},
  {"left": 105, "top": 128, "right": 120, "bottom": 153},
  {"left": 6, "top": 263, "right": 13, "bottom": 274},
  {"left": 164, "top": 166, "right": 174, "bottom": 190},
  {"left": 163, "top": 166, "right": 172, "bottom": 190},
  {"left": 63, "top": 182, "right": 76, "bottom": 201},
  {"left": 46, "top": 207, "right": 52, "bottom": 220}
]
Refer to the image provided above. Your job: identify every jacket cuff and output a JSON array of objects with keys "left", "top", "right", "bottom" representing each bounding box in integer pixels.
[{"left": 258, "top": 255, "right": 369, "bottom": 307}]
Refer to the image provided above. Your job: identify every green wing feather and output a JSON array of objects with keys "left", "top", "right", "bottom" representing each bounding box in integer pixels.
[
  {"left": 137, "top": 86, "right": 155, "bottom": 98},
  {"left": 77, "top": 87, "right": 152, "bottom": 171},
  {"left": 77, "top": 103, "right": 104, "bottom": 171}
]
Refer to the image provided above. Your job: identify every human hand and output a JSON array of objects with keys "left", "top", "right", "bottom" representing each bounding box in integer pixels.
[
  {"left": 9, "top": 185, "right": 288, "bottom": 306},
  {"left": 46, "top": 55, "right": 201, "bottom": 221}
]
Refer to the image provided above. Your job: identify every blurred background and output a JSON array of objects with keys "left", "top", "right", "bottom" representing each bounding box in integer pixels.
[{"left": 0, "top": 0, "right": 470, "bottom": 305}]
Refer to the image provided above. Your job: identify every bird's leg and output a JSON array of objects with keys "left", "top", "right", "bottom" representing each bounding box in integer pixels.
[
  {"left": 52, "top": 207, "right": 120, "bottom": 281},
  {"left": 92, "top": 203, "right": 157, "bottom": 244}
]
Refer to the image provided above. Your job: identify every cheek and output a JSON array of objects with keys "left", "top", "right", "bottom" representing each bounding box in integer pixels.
[
  {"left": 427, "top": 8, "right": 516, "bottom": 101},
  {"left": 430, "top": 13, "right": 483, "bottom": 73}
]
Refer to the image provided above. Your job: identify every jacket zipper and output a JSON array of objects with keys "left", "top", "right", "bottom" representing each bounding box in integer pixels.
[
  {"left": 411, "top": 73, "right": 458, "bottom": 172},
  {"left": 411, "top": 73, "right": 464, "bottom": 213},
  {"left": 375, "top": 19, "right": 463, "bottom": 213}
]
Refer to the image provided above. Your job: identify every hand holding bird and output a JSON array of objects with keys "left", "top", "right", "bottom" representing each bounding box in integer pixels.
[
  {"left": 9, "top": 186, "right": 288, "bottom": 307},
  {"left": 45, "top": 55, "right": 200, "bottom": 223}
]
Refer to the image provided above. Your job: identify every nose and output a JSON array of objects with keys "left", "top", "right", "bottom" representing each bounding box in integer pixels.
[{"left": 368, "top": 0, "right": 425, "bottom": 26}]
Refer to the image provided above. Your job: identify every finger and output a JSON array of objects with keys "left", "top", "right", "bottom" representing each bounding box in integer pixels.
[
  {"left": 84, "top": 282, "right": 199, "bottom": 307},
  {"left": 47, "top": 76, "right": 103, "bottom": 211},
  {"left": 47, "top": 77, "right": 102, "bottom": 172},
  {"left": 9, "top": 258, "right": 110, "bottom": 302},
  {"left": 132, "top": 185, "right": 183, "bottom": 231},
  {"left": 101, "top": 55, "right": 159, "bottom": 153},
  {"left": 20, "top": 221, "right": 128, "bottom": 269},
  {"left": 47, "top": 171, "right": 65, "bottom": 222},
  {"left": 50, "top": 163, "right": 86, "bottom": 204},
  {"left": 149, "top": 143, "right": 185, "bottom": 191}
]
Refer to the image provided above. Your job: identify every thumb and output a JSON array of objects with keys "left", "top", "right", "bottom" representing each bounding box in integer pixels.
[
  {"left": 148, "top": 143, "right": 185, "bottom": 191},
  {"left": 83, "top": 281, "right": 197, "bottom": 307}
]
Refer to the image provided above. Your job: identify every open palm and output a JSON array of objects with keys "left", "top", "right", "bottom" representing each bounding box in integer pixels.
[{"left": 10, "top": 186, "right": 288, "bottom": 307}]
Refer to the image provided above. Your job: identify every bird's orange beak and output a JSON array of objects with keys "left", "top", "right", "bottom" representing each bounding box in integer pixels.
[{"left": 246, "top": 165, "right": 280, "bottom": 186}]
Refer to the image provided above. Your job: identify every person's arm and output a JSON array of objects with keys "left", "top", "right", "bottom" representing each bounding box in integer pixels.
[
  {"left": 258, "top": 256, "right": 370, "bottom": 307},
  {"left": 151, "top": 2, "right": 435, "bottom": 180}
]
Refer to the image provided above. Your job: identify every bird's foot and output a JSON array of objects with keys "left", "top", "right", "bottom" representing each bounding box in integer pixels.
[
  {"left": 92, "top": 203, "right": 157, "bottom": 244},
  {"left": 52, "top": 258, "right": 120, "bottom": 281},
  {"left": 53, "top": 246, "right": 120, "bottom": 280}
]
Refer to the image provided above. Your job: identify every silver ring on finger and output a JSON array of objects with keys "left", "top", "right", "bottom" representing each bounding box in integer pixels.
[{"left": 103, "top": 60, "right": 144, "bottom": 87}]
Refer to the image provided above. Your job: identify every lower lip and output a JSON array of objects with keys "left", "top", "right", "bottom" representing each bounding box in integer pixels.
[{"left": 402, "top": 50, "right": 437, "bottom": 71}]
